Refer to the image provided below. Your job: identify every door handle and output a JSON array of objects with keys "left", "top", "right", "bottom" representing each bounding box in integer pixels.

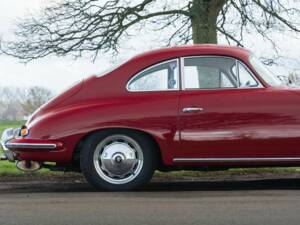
[{"left": 182, "top": 107, "right": 204, "bottom": 113}]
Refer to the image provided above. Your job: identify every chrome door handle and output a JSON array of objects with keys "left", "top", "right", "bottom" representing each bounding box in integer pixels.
[{"left": 182, "top": 107, "right": 203, "bottom": 113}]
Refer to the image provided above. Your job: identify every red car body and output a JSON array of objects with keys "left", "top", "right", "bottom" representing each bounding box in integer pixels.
[{"left": 3, "top": 44, "right": 300, "bottom": 171}]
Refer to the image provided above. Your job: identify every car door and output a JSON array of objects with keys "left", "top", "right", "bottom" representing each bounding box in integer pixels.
[{"left": 175, "top": 56, "right": 300, "bottom": 163}]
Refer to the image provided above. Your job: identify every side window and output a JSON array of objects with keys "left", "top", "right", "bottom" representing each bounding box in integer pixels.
[
  {"left": 238, "top": 62, "right": 259, "bottom": 88},
  {"left": 183, "top": 57, "right": 237, "bottom": 89},
  {"left": 127, "top": 60, "right": 179, "bottom": 91}
]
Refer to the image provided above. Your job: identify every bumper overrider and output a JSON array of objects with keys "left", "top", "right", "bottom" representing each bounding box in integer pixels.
[{"left": 1, "top": 128, "right": 62, "bottom": 162}]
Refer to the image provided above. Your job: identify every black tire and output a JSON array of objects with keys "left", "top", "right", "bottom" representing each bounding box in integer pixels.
[{"left": 80, "top": 129, "right": 157, "bottom": 191}]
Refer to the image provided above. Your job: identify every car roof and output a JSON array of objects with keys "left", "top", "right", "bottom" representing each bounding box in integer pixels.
[
  {"left": 94, "top": 44, "right": 252, "bottom": 83},
  {"left": 129, "top": 44, "right": 251, "bottom": 63}
]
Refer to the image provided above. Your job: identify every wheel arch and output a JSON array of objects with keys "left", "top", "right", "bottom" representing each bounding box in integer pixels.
[{"left": 72, "top": 127, "right": 164, "bottom": 169}]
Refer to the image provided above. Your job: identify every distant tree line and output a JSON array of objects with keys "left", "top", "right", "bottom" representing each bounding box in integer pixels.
[{"left": 0, "top": 86, "right": 53, "bottom": 121}]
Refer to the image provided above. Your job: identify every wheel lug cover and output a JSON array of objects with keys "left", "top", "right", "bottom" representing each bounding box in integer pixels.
[
  {"left": 93, "top": 135, "right": 144, "bottom": 185},
  {"left": 100, "top": 143, "right": 136, "bottom": 176}
]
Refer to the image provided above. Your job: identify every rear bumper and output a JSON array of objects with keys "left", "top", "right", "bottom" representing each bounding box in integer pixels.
[
  {"left": 5, "top": 142, "right": 57, "bottom": 150},
  {"left": 1, "top": 128, "right": 63, "bottom": 162}
]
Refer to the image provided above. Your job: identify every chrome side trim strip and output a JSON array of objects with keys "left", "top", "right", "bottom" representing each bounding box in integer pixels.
[
  {"left": 173, "top": 157, "right": 300, "bottom": 163},
  {"left": 5, "top": 143, "right": 57, "bottom": 150}
]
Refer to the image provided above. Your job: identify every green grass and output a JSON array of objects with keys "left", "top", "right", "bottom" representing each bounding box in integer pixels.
[
  {"left": 0, "top": 120, "right": 24, "bottom": 134},
  {"left": 154, "top": 167, "right": 300, "bottom": 179}
]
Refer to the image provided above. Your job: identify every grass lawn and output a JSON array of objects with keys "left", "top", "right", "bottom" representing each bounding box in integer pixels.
[
  {"left": 0, "top": 120, "right": 299, "bottom": 177},
  {"left": 0, "top": 120, "right": 24, "bottom": 133}
]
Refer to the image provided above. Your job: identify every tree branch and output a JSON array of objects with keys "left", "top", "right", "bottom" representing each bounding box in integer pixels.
[
  {"left": 0, "top": 0, "right": 299, "bottom": 63},
  {"left": 0, "top": 0, "right": 190, "bottom": 62}
]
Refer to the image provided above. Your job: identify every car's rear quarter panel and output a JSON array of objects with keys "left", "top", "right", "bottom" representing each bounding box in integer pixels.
[{"left": 25, "top": 91, "right": 179, "bottom": 164}]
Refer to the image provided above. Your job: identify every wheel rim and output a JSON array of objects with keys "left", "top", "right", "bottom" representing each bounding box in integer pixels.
[{"left": 93, "top": 135, "right": 144, "bottom": 185}]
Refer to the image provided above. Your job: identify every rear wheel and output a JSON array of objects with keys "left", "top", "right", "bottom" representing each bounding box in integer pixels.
[{"left": 80, "top": 130, "right": 157, "bottom": 191}]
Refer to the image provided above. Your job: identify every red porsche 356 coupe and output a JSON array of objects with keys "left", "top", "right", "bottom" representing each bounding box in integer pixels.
[{"left": 1, "top": 45, "right": 299, "bottom": 191}]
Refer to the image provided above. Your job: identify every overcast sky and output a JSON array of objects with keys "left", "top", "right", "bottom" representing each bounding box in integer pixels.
[
  {"left": 0, "top": 0, "right": 299, "bottom": 93},
  {"left": 0, "top": 0, "right": 113, "bottom": 93}
]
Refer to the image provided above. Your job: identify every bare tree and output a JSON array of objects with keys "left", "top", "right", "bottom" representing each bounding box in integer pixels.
[
  {"left": 0, "top": 0, "right": 299, "bottom": 62},
  {"left": 21, "top": 87, "right": 53, "bottom": 116},
  {"left": 0, "top": 87, "right": 53, "bottom": 120}
]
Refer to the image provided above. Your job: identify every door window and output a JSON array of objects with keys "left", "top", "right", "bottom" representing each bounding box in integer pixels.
[
  {"left": 183, "top": 57, "right": 237, "bottom": 89},
  {"left": 183, "top": 57, "right": 262, "bottom": 89}
]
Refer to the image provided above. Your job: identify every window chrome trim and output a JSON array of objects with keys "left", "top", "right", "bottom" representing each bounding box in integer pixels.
[
  {"left": 180, "top": 55, "right": 264, "bottom": 91},
  {"left": 173, "top": 157, "right": 300, "bottom": 163},
  {"left": 180, "top": 57, "right": 185, "bottom": 91},
  {"left": 237, "top": 61, "right": 263, "bottom": 89},
  {"left": 235, "top": 59, "right": 240, "bottom": 87},
  {"left": 126, "top": 58, "right": 180, "bottom": 92}
]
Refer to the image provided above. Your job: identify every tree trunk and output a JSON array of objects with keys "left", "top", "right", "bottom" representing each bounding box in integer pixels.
[{"left": 190, "top": 0, "right": 227, "bottom": 44}]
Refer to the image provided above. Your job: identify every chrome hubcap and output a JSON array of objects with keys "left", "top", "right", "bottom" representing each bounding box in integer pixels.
[
  {"left": 93, "top": 135, "right": 144, "bottom": 185},
  {"left": 101, "top": 142, "right": 137, "bottom": 176}
]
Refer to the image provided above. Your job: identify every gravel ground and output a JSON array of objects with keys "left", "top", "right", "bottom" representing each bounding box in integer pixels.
[{"left": 0, "top": 171, "right": 300, "bottom": 193}]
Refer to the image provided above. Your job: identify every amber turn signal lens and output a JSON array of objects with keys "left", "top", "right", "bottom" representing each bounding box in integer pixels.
[{"left": 20, "top": 127, "right": 29, "bottom": 137}]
